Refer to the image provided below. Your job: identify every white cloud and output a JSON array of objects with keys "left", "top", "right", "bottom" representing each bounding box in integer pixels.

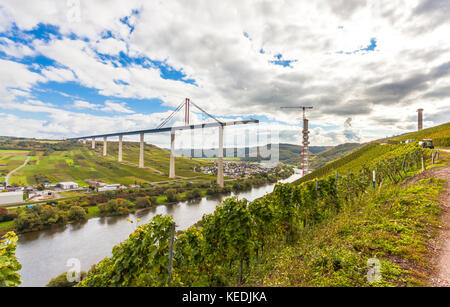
[
  {"left": 72, "top": 100, "right": 100, "bottom": 110},
  {"left": 0, "top": 0, "right": 449, "bottom": 144},
  {"left": 102, "top": 100, "right": 134, "bottom": 113}
]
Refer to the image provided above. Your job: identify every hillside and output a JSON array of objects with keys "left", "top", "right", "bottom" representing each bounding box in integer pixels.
[
  {"left": 308, "top": 142, "right": 363, "bottom": 170},
  {"left": 294, "top": 142, "right": 420, "bottom": 185},
  {"left": 0, "top": 137, "right": 213, "bottom": 186},
  {"left": 77, "top": 130, "right": 449, "bottom": 287},
  {"left": 391, "top": 121, "right": 450, "bottom": 146}
]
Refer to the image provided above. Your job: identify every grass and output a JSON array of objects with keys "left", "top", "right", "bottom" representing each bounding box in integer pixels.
[
  {"left": 243, "top": 177, "right": 445, "bottom": 287},
  {"left": 0, "top": 150, "right": 29, "bottom": 182},
  {"left": 0, "top": 220, "right": 15, "bottom": 233},
  {"left": 392, "top": 122, "right": 450, "bottom": 142}
]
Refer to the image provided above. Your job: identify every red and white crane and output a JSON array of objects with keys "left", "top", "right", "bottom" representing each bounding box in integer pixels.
[{"left": 281, "top": 106, "right": 313, "bottom": 176}]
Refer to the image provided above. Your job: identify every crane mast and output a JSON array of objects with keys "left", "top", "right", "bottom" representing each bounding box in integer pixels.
[{"left": 280, "top": 106, "right": 313, "bottom": 176}]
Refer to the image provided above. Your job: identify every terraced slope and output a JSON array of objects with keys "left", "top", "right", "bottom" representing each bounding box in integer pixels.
[
  {"left": 7, "top": 142, "right": 213, "bottom": 186},
  {"left": 294, "top": 142, "right": 420, "bottom": 185}
]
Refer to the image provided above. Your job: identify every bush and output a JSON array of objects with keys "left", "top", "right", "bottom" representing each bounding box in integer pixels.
[
  {"left": 0, "top": 208, "right": 17, "bottom": 222},
  {"left": 98, "top": 198, "right": 134, "bottom": 216},
  {"left": 185, "top": 188, "right": 202, "bottom": 200},
  {"left": 68, "top": 206, "right": 87, "bottom": 221},
  {"left": 165, "top": 189, "right": 179, "bottom": 202},
  {"left": 135, "top": 197, "right": 151, "bottom": 209},
  {"left": 15, "top": 213, "right": 41, "bottom": 232},
  {"left": 46, "top": 271, "right": 87, "bottom": 287}
]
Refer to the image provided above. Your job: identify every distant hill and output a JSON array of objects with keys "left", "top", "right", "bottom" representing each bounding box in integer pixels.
[
  {"left": 0, "top": 137, "right": 213, "bottom": 186},
  {"left": 174, "top": 143, "right": 330, "bottom": 165},
  {"left": 174, "top": 142, "right": 362, "bottom": 171}
]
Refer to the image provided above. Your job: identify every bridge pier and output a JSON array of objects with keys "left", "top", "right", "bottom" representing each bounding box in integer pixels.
[
  {"left": 118, "top": 135, "right": 123, "bottom": 162},
  {"left": 139, "top": 133, "right": 144, "bottom": 168},
  {"left": 169, "top": 131, "right": 175, "bottom": 178},
  {"left": 217, "top": 125, "right": 224, "bottom": 188},
  {"left": 91, "top": 138, "right": 96, "bottom": 149},
  {"left": 103, "top": 137, "right": 107, "bottom": 156}
]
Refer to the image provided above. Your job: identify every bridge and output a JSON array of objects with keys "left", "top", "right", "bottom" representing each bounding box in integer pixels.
[{"left": 68, "top": 99, "right": 258, "bottom": 187}]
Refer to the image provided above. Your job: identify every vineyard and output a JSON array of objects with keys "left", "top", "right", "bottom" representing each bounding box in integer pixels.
[{"left": 73, "top": 142, "right": 443, "bottom": 287}]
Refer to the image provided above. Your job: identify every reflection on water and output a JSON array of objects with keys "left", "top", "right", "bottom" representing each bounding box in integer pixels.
[{"left": 16, "top": 171, "right": 302, "bottom": 287}]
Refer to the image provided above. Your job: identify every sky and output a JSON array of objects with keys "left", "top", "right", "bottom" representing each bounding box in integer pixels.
[{"left": 0, "top": 0, "right": 449, "bottom": 149}]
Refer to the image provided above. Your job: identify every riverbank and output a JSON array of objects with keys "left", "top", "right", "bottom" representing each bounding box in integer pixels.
[
  {"left": 0, "top": 166, "right": 294, "bottom": 237},
  {"left": 15, "top": 170, "right": 300, "bottom": 286}
]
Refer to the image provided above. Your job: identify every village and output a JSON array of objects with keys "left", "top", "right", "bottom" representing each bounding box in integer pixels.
[
  {"left": 0, "top": 180, "right": 129, "bottom": 207},
  {"left": 195, "top": 161, "right": 277, "bottom": 178}
]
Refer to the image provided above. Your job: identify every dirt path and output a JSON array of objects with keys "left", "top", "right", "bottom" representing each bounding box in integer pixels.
[
  {"left": 408, "top": 150, "right": 450, "bottom": 286},
  {"left": 5, "top": 156, "right": 30, "bottom": 186},
  {"left": 428, "top": 164, "right": 450, "bottom": 287}
]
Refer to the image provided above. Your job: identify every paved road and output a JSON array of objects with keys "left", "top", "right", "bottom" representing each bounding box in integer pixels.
[{"left": 5, "top": 156, "right": 30, "bottom": 186}]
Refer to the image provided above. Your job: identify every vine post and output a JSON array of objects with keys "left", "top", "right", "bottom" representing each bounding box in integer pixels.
[
  {"left": 372, "top": 170, "right": 376, "bottom": 189},
  {"left": 167, "top": 223, "right": 176, "bottom": 285}
]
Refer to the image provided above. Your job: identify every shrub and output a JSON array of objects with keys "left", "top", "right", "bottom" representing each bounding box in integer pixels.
[
  {"left": 185, "top": 188, "right": 202, "bottom": 200},
  {"left": 135, "top": 197, "right": 151, "bottom": 209},
  {"left": 69, "top": 206, "right": 87, "bottom": 221},
  {"left": 165, "top": 189, "right": 179, "bottom": 202},
  {"left": 46, "top": 271, "right": 87, "bottom": 287}
]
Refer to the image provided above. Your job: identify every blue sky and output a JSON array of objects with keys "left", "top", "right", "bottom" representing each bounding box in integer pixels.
[{"left": 0, "top": 1, "right": 449, "bottom": 147}]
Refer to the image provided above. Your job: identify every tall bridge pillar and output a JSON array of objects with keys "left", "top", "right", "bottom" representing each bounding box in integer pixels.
[
  {"left": 217, "top": 125, "right": 224, "bottom": 188},
  {"left": 169, "top": 131, "right": 176, "bottom": 178},
  {"left": 139, "top": 133, "right": 144, "bottom": 168},
  {"left": 118, "top": 135, "right": 123, "bottom": 162},
  {"left": 91, "top": 138, "right": 95, "bottom": 149},
  {"left": 103, "top": 137, "right": 107, "bottom": 156}
]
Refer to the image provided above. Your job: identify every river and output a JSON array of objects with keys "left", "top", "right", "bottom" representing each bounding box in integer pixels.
[{"left": 16, "top": 172, "right": 302, "bottom": 287}]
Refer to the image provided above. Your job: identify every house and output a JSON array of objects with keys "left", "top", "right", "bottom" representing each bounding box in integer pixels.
[
  {"left": 0, "top": 191, "right": 24, "bottom": 206},
  {"left": 57, "top": 182, "right": 79, "bottom": 190}
]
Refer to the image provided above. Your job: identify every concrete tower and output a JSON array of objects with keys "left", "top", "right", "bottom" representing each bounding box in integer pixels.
[{"left": 417, "top": 108, "right": 423, "bottom": 131}]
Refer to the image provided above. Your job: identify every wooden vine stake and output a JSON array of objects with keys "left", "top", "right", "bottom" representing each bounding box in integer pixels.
[
  {"left": 421, "top": 151, "right": 425, "bottom": 171},
  {"left": 167, "top": 223, "right": 176, "bottom": 285}
]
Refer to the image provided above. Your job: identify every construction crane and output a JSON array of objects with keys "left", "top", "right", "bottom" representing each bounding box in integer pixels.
[{"left": 280, "top": 106, "right": 313, "bottom": 176}]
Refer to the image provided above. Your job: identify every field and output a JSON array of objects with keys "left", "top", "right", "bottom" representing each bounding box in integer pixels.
[
  {"left": 7, "top": 141, "right": 213, "bottom": 186},
  {"left": 103, "top": 141, "right": 211, "bottom": 178},
  {"left": 0, "top": 150, "right": 30, "bottom": 183}
]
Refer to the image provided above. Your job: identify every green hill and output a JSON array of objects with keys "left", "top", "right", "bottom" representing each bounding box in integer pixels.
[
  {"left": 294, "top": 142, "right": 422, "bottom": 185},
  {"left": 309, "top": 143, "right": 363, "bottom": 170},
  {"left": 0, "top": 137, "right": 213, "bottom": 186},
  {"left": 391, "top": 121, "right": 450, "bottom": 146}
]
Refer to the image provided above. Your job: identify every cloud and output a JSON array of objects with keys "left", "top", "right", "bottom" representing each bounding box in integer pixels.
[
  {"left": 102, "top": 100, "right": 134, "bottom": 113},
  {"left": 0, "top": 0, "right": 449, "bottom": 145},
  {"left": 72, "top": 100, "right": 100, "bottom": 110}
]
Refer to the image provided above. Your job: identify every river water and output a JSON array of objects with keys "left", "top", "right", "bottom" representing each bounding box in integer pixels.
[{"left": 16, "top": 172, "right": 302, "bottom": 287}]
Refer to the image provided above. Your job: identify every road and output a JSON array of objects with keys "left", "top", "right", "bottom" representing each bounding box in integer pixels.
[{"left": 5, "top": 156, "right": 30, "bottom": 186}]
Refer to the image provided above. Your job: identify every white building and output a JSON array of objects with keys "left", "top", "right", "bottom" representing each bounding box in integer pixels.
[
  {"left": 0, "top": 191, "right": 24, "bottom": 206},
  {"left": 57, "top": 182, "right": 79, "bottom": 190},
  {"left": 98, "top": 184, "right": 121, "bottom": 192}
]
